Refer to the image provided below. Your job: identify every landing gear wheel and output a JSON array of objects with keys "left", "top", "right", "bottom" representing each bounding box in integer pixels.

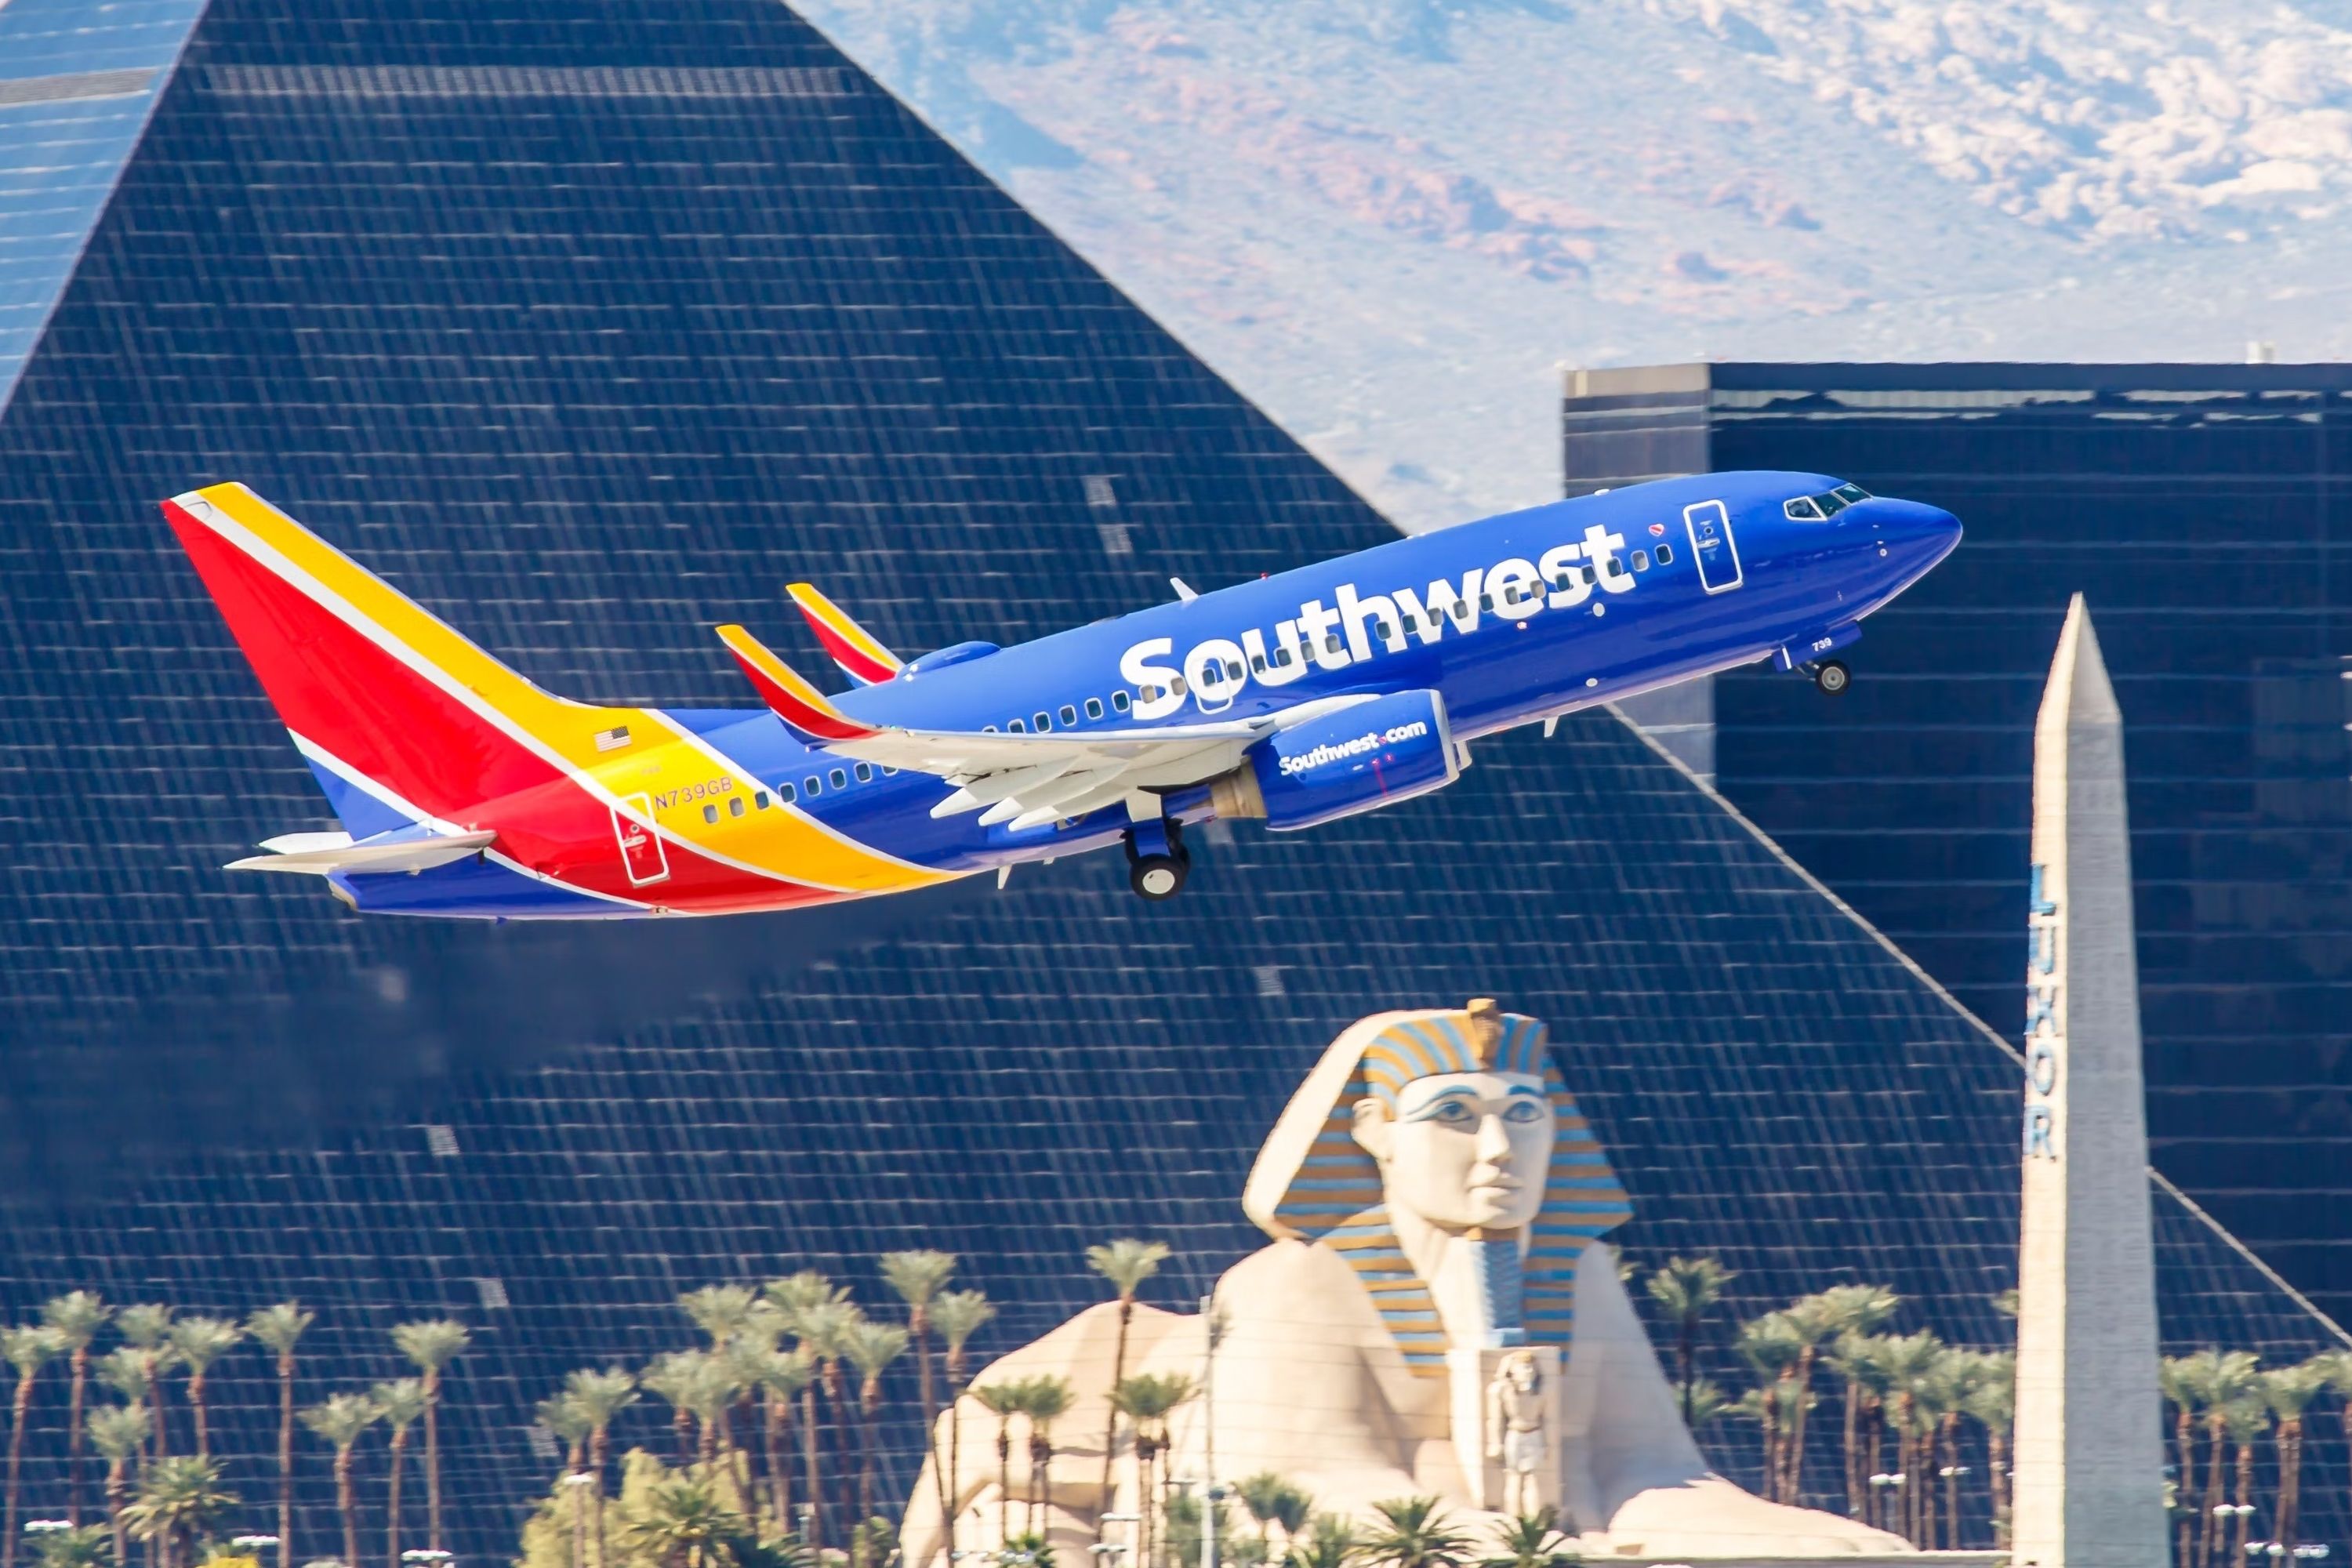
[
  {"left": 1129, "top": 854, "right": 1187, "bottom": 901},
  {"left": 1813, "top": 659, "right": 1851, "bottom": 695}
]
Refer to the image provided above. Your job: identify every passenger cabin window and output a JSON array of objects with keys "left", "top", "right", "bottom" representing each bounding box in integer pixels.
[
  {"left": 1033, "top": 712, "right": 1051, "bottom": 731},
  {"left": 854, "top": 763, "right": 873, "bottom": 783},
  {"left": 804, "top": 775, "right": 820, "bottom": 796},
  {"left": 777, "top": 782, "right": 796, "bottom": 803},
  {"left": 1112, "top": 691, "right": 1131, "bottom": 712},
  {"left": 1009, "top": 718, "right": 1026, "bottom": 732},
  {"left": 1171, "top": 676, "right": 1189, "bottom": 695},
  {"left": 702, "top": 804, "right": 719, "bottom": 824},
  {"left": 1632, "top": 549, "right": 1649, "bottom": 571},
  {"left": 829, "top": 768, "right": 847, "bottom": 789},
  {"left": 982, "top": 724, "right": 998, "bottom": 734},
  {"left": 1656, "top": 543, "right": 1674, "bottom": 564},
  {"left": 1060, "top": 704, "right": 1077, "bottom": 725},
  {"left": 729, "top": 796, "right": 746, "bottom": 818},
  {"left": 1086, "top": 697, "right": 1104, "bottom": 719}
]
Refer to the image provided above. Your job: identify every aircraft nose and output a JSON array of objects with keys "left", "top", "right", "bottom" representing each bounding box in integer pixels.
[{"left": 1846, "top": 496, "right": 1962, "bottom": 574}]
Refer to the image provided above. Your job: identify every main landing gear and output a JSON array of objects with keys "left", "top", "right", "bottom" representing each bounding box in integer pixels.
[
  {"left": 1809, "top": 659, "right": 1851, "bottom": 695},
  {"left": 1124, "top": 818, "right": 1190, "bottom": 901}
]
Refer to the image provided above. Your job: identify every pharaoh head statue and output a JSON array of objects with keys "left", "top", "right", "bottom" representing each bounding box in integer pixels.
[{"left": 1243, "top": 1003, "right": 1632, "bottom": 1372}]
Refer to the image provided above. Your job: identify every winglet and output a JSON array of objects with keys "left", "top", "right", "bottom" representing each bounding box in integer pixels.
[
  {"left": 787, "top": 583, "right": 904, "bottom": 686},
  {"left": 716, "top": 624, "right": 882, "bottom": 742}
]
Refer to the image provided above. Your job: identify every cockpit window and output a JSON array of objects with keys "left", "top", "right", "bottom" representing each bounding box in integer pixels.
[{"left": 1788, "top": 483, "right": 1872, "bottom": 521}]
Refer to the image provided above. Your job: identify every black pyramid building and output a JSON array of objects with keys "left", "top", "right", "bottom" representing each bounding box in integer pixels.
[{"left": 0, "top": 0, "right": 2337, "bottom": 1557}]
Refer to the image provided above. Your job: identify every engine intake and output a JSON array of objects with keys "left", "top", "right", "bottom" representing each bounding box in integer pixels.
[{"left": 1211, "top": 689, "right": 1458, "bottom": 831}]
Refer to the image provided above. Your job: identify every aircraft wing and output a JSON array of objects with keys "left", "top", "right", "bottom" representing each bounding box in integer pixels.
[
  {"left": 716, "top": 622, "right": 1271, "bottom": 830},
  {"left": 226, "top": 829, "right": 496, "bottom": 875},
  {"left": 829, "top": 717, "right": 1273, "bottom": 829}
]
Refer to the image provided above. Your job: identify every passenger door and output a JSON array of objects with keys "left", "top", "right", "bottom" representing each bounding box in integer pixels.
[
  {"left": 1683, "top": 499, "right": 1742, "bottom": 593},
  {"left": 612, "top": 794, "right": 670, "bottom": 887}
]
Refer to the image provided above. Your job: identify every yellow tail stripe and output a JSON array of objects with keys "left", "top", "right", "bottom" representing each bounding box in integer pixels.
[{"left": 195, "top": 483, "right": 952, "bottom": 895}]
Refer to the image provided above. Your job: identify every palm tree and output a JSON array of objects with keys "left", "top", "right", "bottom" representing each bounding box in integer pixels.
[
  {"left": 1959, "top": 1351, "right": 2015, "bottom": 1549},
  {"left": 680, "top": 1287, "right": 760, "bottom": 1350},
  {"left": 931, "top": 1289, "right": 996, "bottom": 1559},
  {"left": 563, "top": 1368, "right": 639, "bottom": 1568},
  {"left": 880, "top": 1252, "right": 958, "bottom": 1537},
  {"left": 114, "top": 1309, "right": 173, "bottom": 1460},
  {"left": 390, "top": 1319, "right": 470, "bottom": 1554},
  {"left": 42, "top": 1294, "right": 110, "bottom": 1526},
  {"left": 1110, "top": 1374, "right": 1195, "bottom": 1568},
  {"left": 94, "top": 1350, "right": 158, "bottom": 1479},
  {"left": 731, "top": 1346, "right": 809, "bottom": 1532},
  {"left": 1235, "top": 1473, "right": 1290, "bottom": 1556},
  {"left": 2309, "top": 1348, "right": 2352, "bottom": 1568},
  {"left": 843, "top": 1322, "right": 909, "bottom": 1524},
  {"left": 1680, "top": 1377, "right": 1732, "bottom": 1431},
  {"left": 767, "top": 1274, "right": 858, "bottom": 1548},
  {"left": 1871, "top": 1330, "right": 1944, "bottom": 1546},
  {"left": 1644, "top": 1258, "right": 1734, "bottom": 1427},
  {"left": 1022, "top": 1376, "right": 1076, "bottom": 1535},
  {"left": 244, "top": 1302, "right": 314, "bottom": 1566},
  {"left": 372, "top": 1379, "right": 426, "bottom": 1568},
  {"left": 88, "top": 1404, "right": 151, "bottom": 1568},
  {"left": 2222, "top": 1393, "right": 2268, "bottom": 1567},
  {"left": 4, "top": 1325, "right": 67, "bottom": 1568},
  {"left": 1789, "top": 1286, "right": 1897, "bottom": 1514},
  {"left": 120, "top": 1456, "right": 233, "bottom": 1568},
  {"left": 681, "top": 1355, "right": 745, "bottom": 1470},
  {"left": 164, "top": 1319, "right": 240, "bottom": 1461},
  {"left": 975, "top": 1381, "right": 1029, "bottom": 1546},
  {"left": 1281, "top": 1515, "right": 1353, "bottom": 1568},
  {"left": 1353, "top": 1497, "right": 1472, "bottom": 1568},
  {"left": 303, "top": 1391, "right": 383, "bottom": 1568},
  {"left": 536, "top": 1392, "right": 593, "bottom": 1568},
  {"left": 2187, "top": 1351, "right": 2261, "bottom": 1568},
  {"left": 1823, "top": 1334, "right": 1889, "bottom": 1522},
  {"left": 1474, "top": 1508, "right": 1577, "bottom": 1568},
  {"left": 1732, "top": 1312, "right": 1804, "bottom": 1501},
  {"left": 1085, "top": 1239, "right": 1171, "bottom": 1541},
  {"left": 640, "top": 1353, "right": 702, "bottom": 1465},
  {"left": 623, "top": 1477, "right": 746, "bottom": 1568},
  {"left": 2266, "top": 1361, "right": 2328, "bottom": 1555},
  {"left": 28, "top": 1524, "right": 109, "bottom": 1568},
  {"left": 2158, "top": 1356, "right": 2202, "bottom": 1568}
]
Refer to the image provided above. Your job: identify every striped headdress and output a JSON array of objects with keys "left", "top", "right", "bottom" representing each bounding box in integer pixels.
[{"left": 1241, "top": 1006, "right": 1632, "bottom": 1377}]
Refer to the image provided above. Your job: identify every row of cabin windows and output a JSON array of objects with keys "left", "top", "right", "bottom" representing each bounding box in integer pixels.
[
  {"left": 698, "top": 762, "right": 901, "bottom": 822},
  {"left": 982, "top": 690, "right": 1131, "bottom": 735},
  {"left": 1125, "top": 545, "right": 1680, "bottom": 701}
]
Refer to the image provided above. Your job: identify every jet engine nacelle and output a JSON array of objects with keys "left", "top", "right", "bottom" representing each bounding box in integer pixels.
[{"left": 1208, "top": 688, "right": 1458, "bottom": 831}]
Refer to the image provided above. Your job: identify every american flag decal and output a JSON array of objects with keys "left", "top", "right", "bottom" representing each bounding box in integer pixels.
[{"left": 593, "top": 725, "right": 631, "bottom": 752}]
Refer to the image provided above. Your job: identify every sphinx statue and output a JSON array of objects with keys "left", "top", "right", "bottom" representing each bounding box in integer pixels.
[{"left": 902, "top": 1003, "right": 1913, "bottom": 1563}]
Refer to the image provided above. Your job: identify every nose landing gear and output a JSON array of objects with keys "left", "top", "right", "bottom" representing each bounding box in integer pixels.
[
  {"left": 1809, "top": 659, "right": 1851, "bottom": 695},
  {"left": 1123, "top": 818, "right": 1190, "bottom": 901}
]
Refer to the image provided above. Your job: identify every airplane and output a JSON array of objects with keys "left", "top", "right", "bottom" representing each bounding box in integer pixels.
[{"left": 162, "top": 471, "right": 1959, "bottom": 916}]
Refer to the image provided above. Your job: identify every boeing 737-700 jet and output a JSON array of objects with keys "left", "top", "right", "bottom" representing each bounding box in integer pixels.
[{"left": 163, "top": 472, "right": 1959, "bottom": 914}]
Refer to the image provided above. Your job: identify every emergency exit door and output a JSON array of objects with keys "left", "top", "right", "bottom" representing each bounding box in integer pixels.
[
  {"left": 1683, "top": 499, "right": 1743, "bottom": 593},
  {"left": 612, "top": 795, "right": 670, "bottom": 887}
]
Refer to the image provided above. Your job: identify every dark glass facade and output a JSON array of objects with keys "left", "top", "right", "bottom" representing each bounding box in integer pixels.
[
  {"left": 1565, "top": 361, "right": 2352, "bottom": 1319},
  {"left": 0, "top": 11, "right": 2339, "bottom": 1559}
]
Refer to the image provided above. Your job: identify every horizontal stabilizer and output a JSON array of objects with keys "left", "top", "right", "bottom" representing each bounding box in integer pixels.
[
  {"left": 715, "top": 623, "right": 881, "bottom": 743},
  {"left": 227, "top": 830, "right": 495, "bottom": 876},
  {"left": 787, "top": 583, "right": 903, "bottom": 686}
]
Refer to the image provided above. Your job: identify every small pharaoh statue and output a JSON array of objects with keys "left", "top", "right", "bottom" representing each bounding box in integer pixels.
[{"left": 1485, "top": 1348, "right": 1549, "bottom": 1518}]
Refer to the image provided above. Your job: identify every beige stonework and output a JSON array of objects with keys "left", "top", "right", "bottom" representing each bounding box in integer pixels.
[
  {"left": 2009, "top": 597, "right": 2169, "bottom": 1568},
  {"left": 902, "top": 1005, "right": 1921, "bottom": 1564}
]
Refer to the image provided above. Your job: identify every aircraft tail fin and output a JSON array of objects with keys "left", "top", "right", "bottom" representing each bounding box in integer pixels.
[
  {"left": 164, "top": 482, "right": 621, "bottom": 830},
  {"left": 714, "top": 623, "right": 881, "bottom": 743},
  {"left": 787, "top": 582, "right": 904, "bottom": 686}
]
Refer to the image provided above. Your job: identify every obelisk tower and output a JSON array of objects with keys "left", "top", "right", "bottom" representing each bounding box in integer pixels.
[{"left": 2010, "top": 596, "right": 2168, "bottom": 1568}]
